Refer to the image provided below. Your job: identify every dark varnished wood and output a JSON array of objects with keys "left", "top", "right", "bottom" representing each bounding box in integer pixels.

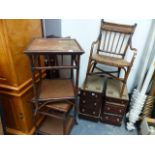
[
  {"left": 101, "top": 79, "right": 129, "bottom": 126},
  {"left": 25, "top": 38, "right": 84, "bottom": 134},
  {"left": 79, "top": 75, "right": 105, "bottom": 121},
  {"left": 25, "top": 38, "right": 84, "bottom": 54}
]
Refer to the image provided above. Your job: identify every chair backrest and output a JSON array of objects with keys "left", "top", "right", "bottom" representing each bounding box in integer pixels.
[{"left": 97, "top": 20, "right": 137, "bottom": 58}]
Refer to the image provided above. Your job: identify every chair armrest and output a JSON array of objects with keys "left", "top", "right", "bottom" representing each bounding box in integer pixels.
[
  {"left": 130, "top": 44, "right": 137, "bottom": 66},
  {"left": 130, "top": 42, "right": 137, "bottom": 56},
  {"left": 90, "top": 40, "right": 99, "bottom": 56}
]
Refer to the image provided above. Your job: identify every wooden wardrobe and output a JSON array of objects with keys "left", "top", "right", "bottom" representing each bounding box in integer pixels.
[{"left": 0, "top": 19, "right": 42, "bottom": 134}]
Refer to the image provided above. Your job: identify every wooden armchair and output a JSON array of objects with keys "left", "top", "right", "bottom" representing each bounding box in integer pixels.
[{"left": 86, "top": 20, "right": 137, "bottom": 97}]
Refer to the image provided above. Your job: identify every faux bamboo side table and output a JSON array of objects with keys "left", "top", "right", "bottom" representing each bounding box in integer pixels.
[{"left": 24, "top": 38, "right": 84, "bottom": 134}]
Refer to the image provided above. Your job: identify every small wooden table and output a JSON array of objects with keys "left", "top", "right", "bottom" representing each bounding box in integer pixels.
[{"left": 25, "top": 38, "right": 84, "bottom": 134}]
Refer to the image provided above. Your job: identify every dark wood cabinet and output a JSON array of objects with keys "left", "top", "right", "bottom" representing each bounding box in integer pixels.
[
  {"left": 79, "top": 77, "right": 129, "bottom": 126},
  {"left": 79, "top": 75, "right": 105, "bottom": 121},
  {"left": 100, "top": 79, "right": 129, "bottom": 126}
]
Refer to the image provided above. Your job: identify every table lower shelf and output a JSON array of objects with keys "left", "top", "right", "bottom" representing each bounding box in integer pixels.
[
  {"left": 36, "top": 79, "right": 75, "bottom": 101},
  {"left": 37, "top": 116, "right": 75, "bottom": 135}
]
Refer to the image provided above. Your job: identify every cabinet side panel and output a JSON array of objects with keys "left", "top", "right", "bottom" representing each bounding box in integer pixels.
[
  {"left": 1, "top": 87, "right": 34, "bottom": 134},
  {"left": 0, "top": 20, "right": 17, "bottom": 86},
  {"left": 5, "top": 19, "right": 42, "bottom": 85}
]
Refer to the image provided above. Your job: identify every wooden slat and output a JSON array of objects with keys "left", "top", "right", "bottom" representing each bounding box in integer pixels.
[
  {"left": 107, "top": 31, "right": 112, "bottom": 51},
  {"left": 110, "top": 32, "right": 116, "bottom": 52},
  {"left": 119, "top": 34, "right": 126, "bottom": 54},
  {"left": 103, "top": 31, "right": 107, "bottom": 50},
  {"left": 101, "top": 22, "right": 134, "bottom": 34},
  {"left": 115, "top": 33, "right": 121, "bottom": 53}
]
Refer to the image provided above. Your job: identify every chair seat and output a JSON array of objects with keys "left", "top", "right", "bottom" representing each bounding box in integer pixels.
[{"left": 92, "top": 54, "right": 130, "bottom": 67}]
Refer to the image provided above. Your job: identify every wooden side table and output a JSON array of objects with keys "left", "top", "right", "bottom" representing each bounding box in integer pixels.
[{"left": 25, "top": 38, "right": 84, "bottom": 134}]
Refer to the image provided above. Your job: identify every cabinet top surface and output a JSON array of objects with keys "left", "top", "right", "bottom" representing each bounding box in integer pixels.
[
  {"left": 106, "top": 79, "right": 129, "bottom": 100},
  {"left": 81, "top": 75, "right": 105, "bottom": 93},
  {"left": 24, "top": 38, "right": 84, "bottom": 54}
]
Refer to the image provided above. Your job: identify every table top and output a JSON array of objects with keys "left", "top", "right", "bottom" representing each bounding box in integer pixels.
[{"left": 24, "top": 38, "right": 84, "bottom": 54}]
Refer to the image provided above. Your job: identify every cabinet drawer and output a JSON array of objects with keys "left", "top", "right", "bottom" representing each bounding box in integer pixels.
[
  {"left": 101, "top": 113, "right": 123, "bottom": 126},
  {"left": 80, "top": 90, "right": 103, "bottom": 101},
  {"left": 103, "top": 103, "right": 126, "bottom": 116},
  {"left": 80, "top": 98, "right": 102, "bottom": 109},
  {"left": 79, "top": 107, "right": 100, "bottom": 116},
  {"left": 105, "top": 97, "right": 128, "bottom": 105}
]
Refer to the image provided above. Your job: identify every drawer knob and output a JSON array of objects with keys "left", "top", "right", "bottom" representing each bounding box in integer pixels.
[
  {"left": 107, "top": 107, "right": 110, "bottom": 110},
  {"left": 93, "top": 111, "right": 96, "bottom": 115},
  {"left": 91, "top": 93, "right": 95, "bottom": 96},
  {"left": 82, "top": 108, "right": 85, "bottom": 112},
  {"left": 105, "top": 116, "right": 109, "bottom": 120},
  {"left": 94, "top": 102, "right": 97, "bottom": 106},
  {"left": 82, "top": 100, "right": 86, "bottom": 103},
  {"left": 116, "top": 118, "right": 120, "bottom": 122}
]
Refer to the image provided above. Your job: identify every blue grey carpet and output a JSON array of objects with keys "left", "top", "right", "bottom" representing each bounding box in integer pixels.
[{"left": 70, "top": 117, "right": 137, "bottom": 135}]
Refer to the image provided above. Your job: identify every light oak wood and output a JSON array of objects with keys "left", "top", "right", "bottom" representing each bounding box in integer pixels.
[
  {"left": 86, "top": 20, "right": 137, "bottom": 97},
  {"left": 101, "top": 22, "right": 135, "bottom": 34},
  {"left": 0, "top": 19, "right": 42, "bottom": 134}
]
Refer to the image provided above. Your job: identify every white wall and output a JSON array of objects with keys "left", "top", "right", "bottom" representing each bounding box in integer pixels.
[{"left": 61, "top": 19, "right": 152, "bottom": 93}]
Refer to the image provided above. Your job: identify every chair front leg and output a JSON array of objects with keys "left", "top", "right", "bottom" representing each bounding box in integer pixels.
[{"left": 120, "top": 66, "right": 130, "bottom": 97}]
